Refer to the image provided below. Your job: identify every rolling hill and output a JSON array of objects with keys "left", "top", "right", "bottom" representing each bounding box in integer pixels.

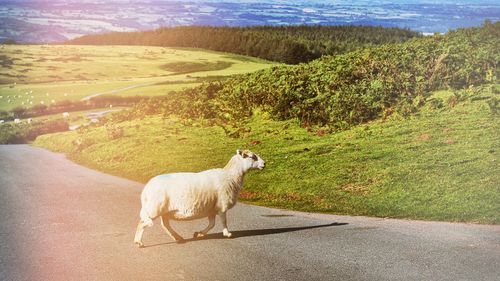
[{"left": 32, "top": 22, "right": 499, "bottom": 223}]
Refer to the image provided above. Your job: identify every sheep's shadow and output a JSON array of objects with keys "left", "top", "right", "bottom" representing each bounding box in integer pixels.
[{"left": 144, "top": 222, "right": 347, "bottom": 248}]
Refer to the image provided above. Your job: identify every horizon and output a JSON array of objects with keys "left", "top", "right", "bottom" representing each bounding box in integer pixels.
[{"left": 0, "top": 0, "right": 499, "bottom": 43}]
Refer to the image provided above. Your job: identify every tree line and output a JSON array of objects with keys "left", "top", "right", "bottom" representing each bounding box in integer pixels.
[{"left": 67, "top": 25, "right": 421, "bottom": 64}]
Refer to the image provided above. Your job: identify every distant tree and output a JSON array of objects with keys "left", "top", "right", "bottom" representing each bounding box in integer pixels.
[
  {"left": 2, "top": 39, "right": 17, "bottom": 45},
  {"left": 11, "top": 106, "right": 26, "bottom": 118},
  {"left": 31, "top": 104, "right": 48, "bottom": 115}
]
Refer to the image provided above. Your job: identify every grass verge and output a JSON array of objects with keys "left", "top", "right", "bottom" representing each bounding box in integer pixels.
[{"left": 34, "top": 87, "right": 499, "bottom": 224}]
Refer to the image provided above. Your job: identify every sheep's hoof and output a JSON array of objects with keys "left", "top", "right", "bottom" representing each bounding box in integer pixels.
[
  {"left": 193, "top": 232, "right": 205, "bottom": 238},
  {"left": 134, "top": 241, "right": 144, "bottom": 248}
]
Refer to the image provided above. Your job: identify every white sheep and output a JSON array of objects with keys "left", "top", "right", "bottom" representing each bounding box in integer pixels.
[
  {"left": 62, "top": 112, "right": 69, "bottom": 118},
  {"left": 0, "top": 120, "right": 4, "bottom": 124},
  {"left": 14, "top": 118, "right": 20, "bottom": 123},
  {"left": 134, "top": 149, "right": 265, "bottom": 248}
]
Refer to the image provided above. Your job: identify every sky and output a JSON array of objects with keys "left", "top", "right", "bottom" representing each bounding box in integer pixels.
[{"left": 0, "top": 0, "right": 498, "bottom": 42}]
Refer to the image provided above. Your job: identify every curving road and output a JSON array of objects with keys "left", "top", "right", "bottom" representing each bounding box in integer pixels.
[
  {"left": 0, "top": 145, "right": 499, "bottom": 281},
  {"left": 80, "top": 82, "right": 156, "bottom": 101}
]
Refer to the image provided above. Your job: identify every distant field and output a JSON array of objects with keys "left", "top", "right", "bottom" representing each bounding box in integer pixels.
[{"left": 0, "top": 45, "right": 274, "bottom": 111}]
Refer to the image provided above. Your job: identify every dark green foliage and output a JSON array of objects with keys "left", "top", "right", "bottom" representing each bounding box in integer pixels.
[
  {"left": 0, "top": 119, "right": 69, "bottom": 144},
  {"left": 487, "top": 97, "right": 498, "bottom": 115},
  {"left": 448, "top": 87, "right": 482, "bottom": 107},
  {"left": 0, "top": 54, "right": 16, "bottom": 68},
  {"left": 126, "top": 23, "right": 499, "bottom": 131},
  {"left": 67, "top": 25, "right": 421, "bottom": 64},
  {"left": 0, "top": 110, "right": 8, "bottom": 120},
  {"left": 429, "top": 98, "right": 445, "bottom": 110},
  {"left": 11, "top": 106, "right": 27, "bottom": 118},
  {"left": 106, "top": 123, "right": 124, "bottom": 140}
]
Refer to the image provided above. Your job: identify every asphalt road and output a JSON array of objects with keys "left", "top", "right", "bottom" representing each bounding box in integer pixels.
[{"left": 1, "top": 145, "right": 499, "bottom": 281}]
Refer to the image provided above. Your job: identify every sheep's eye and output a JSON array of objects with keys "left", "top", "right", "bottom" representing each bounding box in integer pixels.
[{"left": 251, "top": 154, "right": 258, "bottom": 161}]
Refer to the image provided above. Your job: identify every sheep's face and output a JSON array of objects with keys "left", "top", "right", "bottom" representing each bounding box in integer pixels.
[{"left": 237, "top": 149, "right": 265, "bottom": 170}]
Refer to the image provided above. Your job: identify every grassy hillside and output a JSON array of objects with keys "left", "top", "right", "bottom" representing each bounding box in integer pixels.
[
  {"left": 0, "top": 45, "right": 273, "bottom": 111},
  {"left": 67, "top": 25, "right": 421, "bottom": 64},
  {"left": 24, "top": 23, "right": 500, "bottom": 223},
  {"left": 34, "top": 86, "right": 499, "bottom": 223},
  {"left": 136, "top": 22, "right": 497, "bottom": 132}
]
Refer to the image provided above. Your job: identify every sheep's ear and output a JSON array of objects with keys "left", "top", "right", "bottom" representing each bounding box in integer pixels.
[
  {"left": 241, "top": 150, "right": 250, "bottom": 158},
  {"left": 237, "top": 149, "right": 249, "bottom": 158}
]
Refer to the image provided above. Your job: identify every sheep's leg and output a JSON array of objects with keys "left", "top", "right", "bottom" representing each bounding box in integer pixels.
[
  {"left": 134, "top": 220, "right": 149, "bottom": 248},
  {"left": 218, "top": 211, "right": 232, "bottom": 238},
  {"left": 134, "top": 207, "right": 156, "bottom": 248},
  {"left": 193, "top": 214, "right": 216, "bottom": 238},
  {"left": 160, "top": 215, "right": 184, "bottom": 242}
]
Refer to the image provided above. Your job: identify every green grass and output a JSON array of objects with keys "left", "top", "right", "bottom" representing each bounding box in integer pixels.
[
  {"left": 160, "top": 61, "right": 233, "bottom": 74},
  {"left": 34, "top": 86, "right": 500, "bottom": 224},
  {"left": 0, "top": 45, "right": 274, "bottom": 111}
]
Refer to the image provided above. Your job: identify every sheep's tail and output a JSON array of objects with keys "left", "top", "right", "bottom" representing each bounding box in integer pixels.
[{"left": 140, "top": 190, "right": 154, "bottom": 227}]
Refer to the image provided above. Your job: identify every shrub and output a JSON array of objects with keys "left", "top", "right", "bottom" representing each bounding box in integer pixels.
[
  {"left": 73, "top": 136, "right": 96, "bottom": 151},
  {"left": 487, "top": 97, "right": 498, "bottom": 115},
  {"left": 0, "top": 119, "right": 69, "bottom": 144},
  {"left": 26, "top": 119, "right": 69, "bottom": 140},
  {"left": 106, "top": 124, "right": 124, "bottom": 140}
]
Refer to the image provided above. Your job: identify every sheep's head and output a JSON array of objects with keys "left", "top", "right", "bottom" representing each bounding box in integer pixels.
[{"left": 237, "top": 149, "right": 265, "bottom": 170}]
